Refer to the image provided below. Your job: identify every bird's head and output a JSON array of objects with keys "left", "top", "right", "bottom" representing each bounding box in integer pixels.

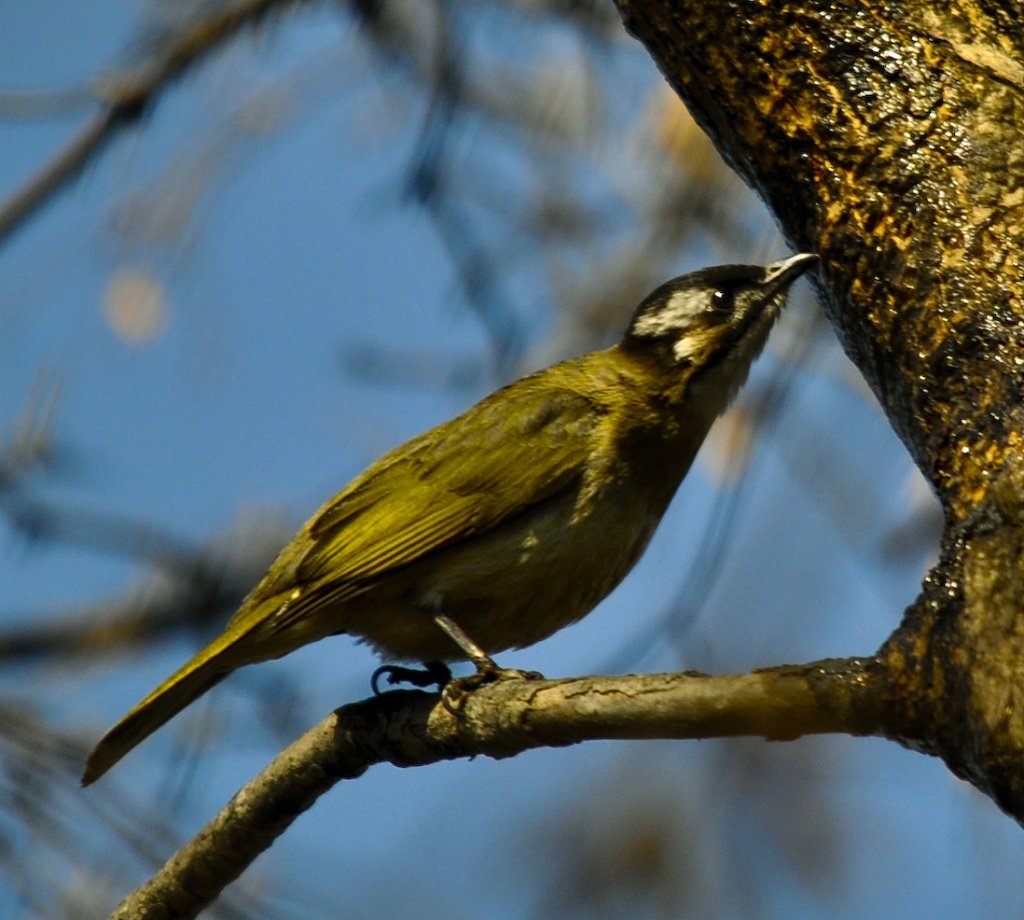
[
  {"left": 619, "top": 253, "right": 817, "bottom": 416},
  {"left": 622, "top": 253, "right": 818, "bottom": 371}
]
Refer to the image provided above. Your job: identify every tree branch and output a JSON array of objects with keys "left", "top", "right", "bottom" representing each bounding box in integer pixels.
[
  {"left": 0, "top": 0, "right": 304, "bottom": 245},
  {"left": 106, "top": 658, "right": 886, "bottom": 920}
]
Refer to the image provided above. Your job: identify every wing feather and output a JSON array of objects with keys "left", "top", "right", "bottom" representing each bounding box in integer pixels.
[{"left": 296, "top": 380, "right": 599, "bottom": 588}]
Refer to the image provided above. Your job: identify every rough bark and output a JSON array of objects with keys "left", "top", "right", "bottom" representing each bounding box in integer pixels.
[
  {"left": 108, "top": 664, "right": 882, "bottom": 919},
  {"left": 615, "top": 0, "right": 1024, "bottom": 819}
]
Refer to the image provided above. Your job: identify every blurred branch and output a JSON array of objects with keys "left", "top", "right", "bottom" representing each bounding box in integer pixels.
[
  {"left": 106, "top": 657, "right": 886, "bottom": 919},
  {"left": 350, "top": 2, "right": 758, "bottom": 375},
  {"left": 0, "top": 516, "right": 287, "bottom": 665},
  {"left": 396, "top": 1, "right": 528, "bottom": 376},
  {"left": 0, "top": 0, "right": 305, "bottom": 245},
  {"left": 0, "top": 375, "right": 64, "bottom": 489},
  {"left": 0, "top": 571, "right": 235, "bottom": 665},
  {"left": 0, "top": 377, "right": 288, "bottom": 665},
  {"left": 2, "top": 500, "right": 209, "bottom": 570},
  {"left": 0, "top": 702, "right": 269, "bottom": 919}
]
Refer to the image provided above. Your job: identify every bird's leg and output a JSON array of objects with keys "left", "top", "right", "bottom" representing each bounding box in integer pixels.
[
  {"left": 432, "top": 614, "right": 498, "bottom": 673},
  {"left": 433, "top": 614, "right": 544, "bottom": 712}
]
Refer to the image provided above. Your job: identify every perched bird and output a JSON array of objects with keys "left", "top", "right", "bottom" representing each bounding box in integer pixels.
[{"left": 82, "top": 253, "right": 816, "bottom": 785}]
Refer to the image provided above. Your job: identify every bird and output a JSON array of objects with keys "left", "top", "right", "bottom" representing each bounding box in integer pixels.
[{"left": 82, "top": 252, "right": 817, "bottom": 785}]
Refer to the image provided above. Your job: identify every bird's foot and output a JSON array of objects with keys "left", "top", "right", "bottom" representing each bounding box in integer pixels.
[
  {"left": 441, "top": 661, "right": 545, "bottom": 714},
  {"left": 428, "top": 613, "right": 543, "bottom": 712},
  {"left": 371, "top": 660, "right": 452, "bottom": 696}
]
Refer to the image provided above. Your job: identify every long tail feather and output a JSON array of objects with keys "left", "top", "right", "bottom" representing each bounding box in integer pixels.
[{"left": 82, "top": 634, "right": 240, "bottom": 786}]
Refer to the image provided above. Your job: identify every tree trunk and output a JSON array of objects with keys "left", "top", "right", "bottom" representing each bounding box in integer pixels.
[{"left": 615, "top": 0, "right": 1024, "bottom": 820}]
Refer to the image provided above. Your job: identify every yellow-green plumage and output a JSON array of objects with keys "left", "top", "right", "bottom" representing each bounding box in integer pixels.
[{"left": 82, "top": 254, "right": 816, "bottom": 785}]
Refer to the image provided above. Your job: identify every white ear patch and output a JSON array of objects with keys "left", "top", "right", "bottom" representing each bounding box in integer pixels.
[{"left": 631, "top": 288, "right": 709, "bottom": 338}]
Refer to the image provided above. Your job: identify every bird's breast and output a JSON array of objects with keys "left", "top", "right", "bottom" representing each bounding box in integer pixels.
[
  {"left": 344, "top": 470, "right": 671, "bottom": 662},
  {"left": 342, "top": 386, "right": 707, "bottom": 662}
]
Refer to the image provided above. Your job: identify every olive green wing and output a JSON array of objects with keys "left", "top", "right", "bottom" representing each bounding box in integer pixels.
[
  {"left": 229, "top": 376, "right": 605, "bottom": 635},
  {"left": 296, "top": 379, "right": 601, "bottom": 590}
]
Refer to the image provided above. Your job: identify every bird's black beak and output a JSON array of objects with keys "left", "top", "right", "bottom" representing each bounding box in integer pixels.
[{"left": 762, "top": 252, "right": 818, "bottom": 289}]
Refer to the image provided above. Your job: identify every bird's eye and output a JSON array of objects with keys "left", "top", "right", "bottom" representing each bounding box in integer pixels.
[{"left": 709, "top": 288, "right": 734, "bottom": 317}]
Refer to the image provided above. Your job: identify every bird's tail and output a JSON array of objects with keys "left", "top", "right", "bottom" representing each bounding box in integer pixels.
[{"left": 81, "top": 629, "right": 243, "bottom": 786}]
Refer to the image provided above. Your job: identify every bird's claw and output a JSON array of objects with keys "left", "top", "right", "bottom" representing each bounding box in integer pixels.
[
  {"left": 440, "top": 665, "right": 545, "bottom": 715},
  {"left": 371, "top": 660, "right": 452, "bottom": 696}
]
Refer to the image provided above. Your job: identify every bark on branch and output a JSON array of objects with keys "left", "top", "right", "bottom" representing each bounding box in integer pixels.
[{"left": 109, "top": 660, "right": 885, "bottom": 920}]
